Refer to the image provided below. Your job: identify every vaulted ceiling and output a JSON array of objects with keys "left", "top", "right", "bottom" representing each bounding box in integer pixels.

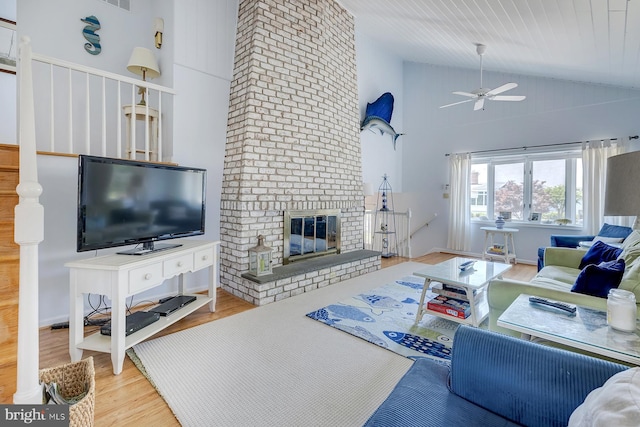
[{"left": 338, "top": 0, "right": 640, "bottom": 89}]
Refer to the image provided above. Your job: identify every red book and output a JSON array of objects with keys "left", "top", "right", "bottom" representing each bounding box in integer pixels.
[{"left": 427, "top": 295, "right": 471, "bottom": 319}]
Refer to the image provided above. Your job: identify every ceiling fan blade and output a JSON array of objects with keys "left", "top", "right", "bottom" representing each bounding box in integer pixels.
[
  {"left": 452, "top": 91, "right": 477, "bottom": 98},
  {"left": 474, "top": 98, "right": 485, "bottom": 111},
  {"left": 486, "top": 82, "right": 517, "bottom": 96},
  {"left": 439, "top": 99, "right": 475, "bottom": 109},
  {"left": 491, "top": 95, "right": 526, "bottom": 101}
]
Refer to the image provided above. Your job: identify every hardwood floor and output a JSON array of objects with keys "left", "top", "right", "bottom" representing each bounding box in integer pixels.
[{"left": 26, "top": 254, "right": 535, "bottom": 426}]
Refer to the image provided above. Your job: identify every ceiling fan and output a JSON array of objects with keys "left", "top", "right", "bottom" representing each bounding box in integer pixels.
[{"left": 440, "top": 44, "right": 526, "bottom": 111}]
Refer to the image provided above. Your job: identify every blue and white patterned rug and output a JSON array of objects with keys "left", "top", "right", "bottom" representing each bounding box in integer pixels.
[{"left": 306, "top": 275, "right": 459, "bottom": 362}]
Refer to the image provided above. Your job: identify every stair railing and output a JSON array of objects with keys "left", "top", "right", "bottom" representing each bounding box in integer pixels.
[{"left": 13, "top": 35, "right": 43, "bottom": 404}]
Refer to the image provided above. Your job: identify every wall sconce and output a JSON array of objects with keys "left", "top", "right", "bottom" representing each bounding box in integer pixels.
[
  {"left": 154, "top": 17, "right": 164, "bottom": 49},
  {"left": 248, "top": 235, "right": 273, "bottom": 277}
]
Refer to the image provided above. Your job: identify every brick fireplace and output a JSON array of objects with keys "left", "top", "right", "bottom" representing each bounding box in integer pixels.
[{"left": 220, "top": 0, "right": 380, "bottom": 305}]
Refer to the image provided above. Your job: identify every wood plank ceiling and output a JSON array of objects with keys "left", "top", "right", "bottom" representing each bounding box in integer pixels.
[{"left": 338, "top": 0, "right": 640, "bottom": 88}]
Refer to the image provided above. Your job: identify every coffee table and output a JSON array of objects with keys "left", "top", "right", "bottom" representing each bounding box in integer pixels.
[
  {"left": 498, "top": 294, "right": 640, "bottom": 365},
  {"left": 413, "top": 258, "right": 512, "bottom": 327}
]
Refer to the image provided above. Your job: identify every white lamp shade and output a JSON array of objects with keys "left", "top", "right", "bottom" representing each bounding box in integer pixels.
[
  {"left": 604, "top": 150, "right": 640, "bottom": 216},
  {"left": 363, "top": 182, "right": 374, "bottom": 196},
  {"left": 127, "top": 47, "right": 160, "bottom": 80}
]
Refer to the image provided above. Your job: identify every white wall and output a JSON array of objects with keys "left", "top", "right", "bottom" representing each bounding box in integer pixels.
[
  {"left": 355, "top": 27, "right": 404, "bottom": 194},
  {"left": 17, "top": 0, "right": 238, "bottom": 326},
  {"left": 401, "top": 61, "right": 640, "bottom": 261}
]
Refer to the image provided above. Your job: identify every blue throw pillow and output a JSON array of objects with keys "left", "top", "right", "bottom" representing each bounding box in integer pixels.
[
  {"left": 571, "top": 259, "right": 625, "bottom": 298},
  {"left": 579, "top": 240, "right": 623, "bottom": 270}
]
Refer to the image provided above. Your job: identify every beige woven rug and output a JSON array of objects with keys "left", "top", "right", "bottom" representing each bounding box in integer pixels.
[{"left": 131, "top": 263, "right": 422, "bottom": 426}]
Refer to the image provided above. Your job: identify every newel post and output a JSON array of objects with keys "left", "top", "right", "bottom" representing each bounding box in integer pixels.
[{"left": 13, "top": 36, "right": 45, "bottom": 404}]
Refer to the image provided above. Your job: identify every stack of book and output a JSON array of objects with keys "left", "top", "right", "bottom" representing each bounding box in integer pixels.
[
  {"left": 431, "top": 283, "right": 473, "bottom": 301},
  {"left": 427, "top": 286, "right": 471, "bottom": 319},
  {"left": 486, "top": 244, "right": 505, "bottom": 255}
]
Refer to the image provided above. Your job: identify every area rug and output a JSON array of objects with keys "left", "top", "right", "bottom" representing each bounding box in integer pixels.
[
  {"left": 306, "top": 275, "right": 459, "bottom": 362},
  {"left": 129, "top": 263, "right": 430, "bottom": 427}
]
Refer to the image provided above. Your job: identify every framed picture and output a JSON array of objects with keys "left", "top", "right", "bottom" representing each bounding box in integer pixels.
[
  {"left": 499, "top": 211, "right": 511, "bottom": 221},
  {"left": 529, "top": 212, "right": 540, "bottom": 222}
]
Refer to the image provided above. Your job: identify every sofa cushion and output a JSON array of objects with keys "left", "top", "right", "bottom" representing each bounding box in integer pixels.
[
  {"left": 597, "top": 223, "right": 633, "bottom": 239},
  {"left": 362, "top": 357, "right": 520, "bottom": 427},
  {"left": 592, "top": 236, "right": 624, "bottom": 244},
  {"left": 535, "top": 266, "right": 583, "bottom": 287},
  {"left": 568, "top": 368, "right": 640, "bottom": 426},
  {"left": 617, "top": 245, "right": 640, "bottom": 266},
  {"left": 579, "top": 241, "right": 623, "bottom": 269},
  {"left": 571, "top": 259, "right": 625, "bottom": 298},
  {"left": 619, "top": 256, "right": 640, "bottom": 302},
  {"left": 449, "top": 326, "right": 627, "bottom": 427},
  {"left": 621, "top": 229, "right": 640, "bottom": 250}
]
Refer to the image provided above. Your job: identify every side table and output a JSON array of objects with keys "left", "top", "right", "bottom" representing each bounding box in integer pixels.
[
  {"left": 123, "top": 104, "right": 159, "bottom": 161},
  {"left": 498, "top": 294, "right": 640, "bottom": 365},
  {"left": 481, "top": 226, "right": 518, "bottom": 264}
]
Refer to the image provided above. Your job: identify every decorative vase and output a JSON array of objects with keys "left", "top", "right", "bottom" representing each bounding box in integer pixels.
[{"left": 495, "top": 216, "right": 505, "bottom": 229}]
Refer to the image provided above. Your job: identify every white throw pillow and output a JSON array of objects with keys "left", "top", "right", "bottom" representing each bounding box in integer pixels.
[
  {"left": 593, "top": 236, "right": 624, "bottom": 244},
  {"left": 568, "top": 368, "right": 640, "bottom": 426}
]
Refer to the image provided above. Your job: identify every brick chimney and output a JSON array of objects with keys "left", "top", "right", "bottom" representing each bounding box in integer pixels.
[{"left": 220, "top": 0, "right": 373, "bottom": 305}]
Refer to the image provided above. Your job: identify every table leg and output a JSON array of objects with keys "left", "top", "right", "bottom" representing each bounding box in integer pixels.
[
  {"left": 110, "top": 294, "right": 126, "bottom": 375},
  {"left": 69, "top": 274, "right": 84, "bottom": 362},
  {"left": 483, "top": 231, "right": 489, "bottom": 260},
  {"left": 510, "top": 233, "right": 517, "bottom": 264},
  {"left": 414, "top": 278, "right": 432, "bottom": 324},
  {"left": 467, "top": 287, "right": 479, "bottom": 327},
  {"left": 504, "top": 233, "right": 510, "bottom": 264}
]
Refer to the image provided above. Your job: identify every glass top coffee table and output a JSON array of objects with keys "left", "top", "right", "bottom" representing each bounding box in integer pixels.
[
  {"left": 498, "top": 294, "right": 640, "bottom": 365},
  {"left": 413, "top": 258, "right": 512, "bottom": 327}
]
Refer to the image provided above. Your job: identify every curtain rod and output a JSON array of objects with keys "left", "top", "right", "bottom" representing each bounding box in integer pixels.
[{"left": 444, "top": 135, "right": 639, "bottom": 157}]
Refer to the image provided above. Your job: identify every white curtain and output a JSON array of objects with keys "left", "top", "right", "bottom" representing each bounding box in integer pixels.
[
  {"left": 447, "top": 153, "right": 471, "bottom": 251},
  {"left": 582, "top": 138, "right": 629, "bottom": 233}
]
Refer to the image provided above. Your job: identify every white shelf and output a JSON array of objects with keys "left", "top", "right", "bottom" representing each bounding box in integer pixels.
[
  {"left": 67, "top": 239, "right": 220, "bottom": 375},
  {"left": 78, "top": 294, "right": 211, "bottom": 353}
]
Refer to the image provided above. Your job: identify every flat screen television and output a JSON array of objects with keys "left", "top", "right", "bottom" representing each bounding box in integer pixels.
[{"left": 77, "top": 155, "right": 206, "bottom": 255}]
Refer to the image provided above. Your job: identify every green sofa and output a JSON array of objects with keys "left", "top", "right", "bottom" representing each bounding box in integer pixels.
[{"left": 488, "top": 231, "right": 640, "bottom": 338}]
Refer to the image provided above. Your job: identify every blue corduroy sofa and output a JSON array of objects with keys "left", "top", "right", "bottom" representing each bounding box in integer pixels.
[{"left": 364, "top": 326, "right": 628, "bottom": 427}]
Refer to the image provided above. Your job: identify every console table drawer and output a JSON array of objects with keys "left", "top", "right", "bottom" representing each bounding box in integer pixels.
[
  {"left": 128, "top": 264, "right": 164, "bottom": 294},
  {"left": 163, "top": 253, "right": 194, "bottom": 277},
  {"left": 194, "top": 247, "right": 214, "bottom": 270}
]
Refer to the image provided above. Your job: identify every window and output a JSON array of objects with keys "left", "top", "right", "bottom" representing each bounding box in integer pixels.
[
  {"left": 0, "top": 17, "right": 16, "bottom": 74},
  {"left": 471, "top": 151, "right": 583, "bottom": 226}
]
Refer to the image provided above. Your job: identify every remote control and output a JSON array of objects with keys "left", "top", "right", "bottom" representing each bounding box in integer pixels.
[
  {"left": 529, "top": 296, "right": 576, "bottom": 314},
  {"left": 458, "top": 260, "right": 476, "bottom": 271}
]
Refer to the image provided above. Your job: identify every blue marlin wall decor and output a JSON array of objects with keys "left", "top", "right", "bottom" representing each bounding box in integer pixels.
[
  {"left": 360, "top": 92, "right": 404, "bottom": 150},
  {"left": 81, "top": 15, "right": 101, "bottom": 55}
]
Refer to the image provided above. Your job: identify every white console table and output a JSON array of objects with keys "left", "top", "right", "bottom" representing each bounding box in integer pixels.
[{"left": 65, "top": 240, "right": 220, "bottom": 375}]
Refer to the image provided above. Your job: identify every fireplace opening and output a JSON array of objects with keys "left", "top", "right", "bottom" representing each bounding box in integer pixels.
[{"left": 283, "top": 209, "right": 341, "bottom": 264}]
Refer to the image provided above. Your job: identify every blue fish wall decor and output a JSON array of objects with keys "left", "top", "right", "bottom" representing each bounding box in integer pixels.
[
  {"left": 360, "top": 92, "right": 404, "bottom": 150},
  {"left": 81, "top": 15, "right": 101, "bottom": 55}
]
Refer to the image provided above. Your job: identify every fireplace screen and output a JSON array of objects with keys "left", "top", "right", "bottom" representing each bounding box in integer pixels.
[{"left": 284, "top": 209, "right": 340, "bottom": 264}]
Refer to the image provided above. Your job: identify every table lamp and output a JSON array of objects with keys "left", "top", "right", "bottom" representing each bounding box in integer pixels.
[
  {"left": 604, "top": 150, "right": 640, "bottom": 230},
  {"left": 127, "top": 47, "right": 160, "bottom": 105}
]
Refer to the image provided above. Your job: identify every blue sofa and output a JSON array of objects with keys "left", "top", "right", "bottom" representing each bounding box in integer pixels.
[
  {"left": 363, "top": 326, "right": 627, "bottom": 427},
  {"left": 537, "top": 223, "right": 633, "bottom": 270}
]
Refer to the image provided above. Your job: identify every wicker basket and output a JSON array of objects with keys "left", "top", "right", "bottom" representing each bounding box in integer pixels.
[{"left": 39, "top": 357, "right": 95, "bottom": 427}]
